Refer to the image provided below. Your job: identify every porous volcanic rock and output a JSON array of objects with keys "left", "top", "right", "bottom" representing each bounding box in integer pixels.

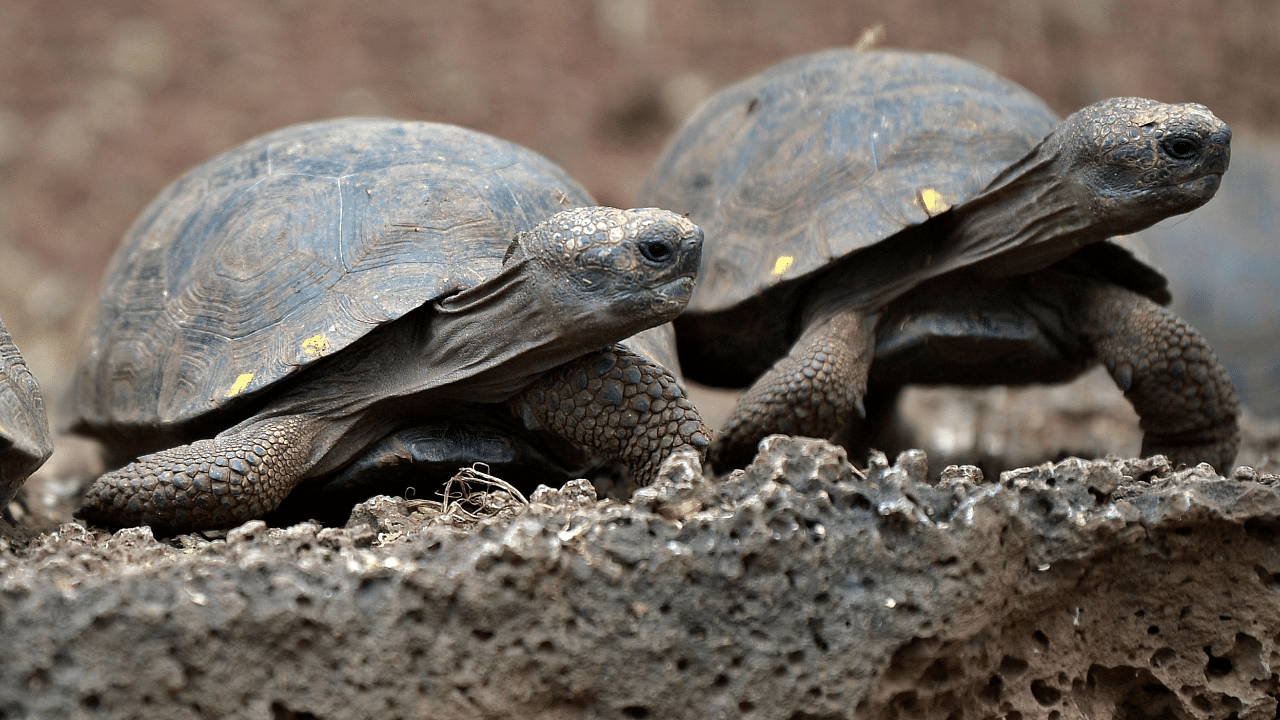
[{"left": 2, "top": 439, "right": 1280, "bottom": 719}]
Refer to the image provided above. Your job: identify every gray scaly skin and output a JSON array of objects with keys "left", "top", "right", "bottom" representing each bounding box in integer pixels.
[
  {"left": 511, "top": 344, "right": 709, "bottom": 482},
  {"left": 1072, "top": 278, "right": 1239, "bottom": 466},
  {"left": 718, "top": 311, "right": 873, "bottom": 465},
  {"left": 78, "top": 207, "right": 709, "bottom": 534},
  {"left": 713, "top": 98, "right": 1239, "bottom": 470}
]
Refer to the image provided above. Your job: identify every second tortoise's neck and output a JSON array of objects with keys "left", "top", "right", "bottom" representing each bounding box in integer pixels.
[
  {"left": 801, "top": 138, "right": 1106, "bottom": 325},
  {"left": 945, "top": 139, "right": 1104, "bottom": 278}
]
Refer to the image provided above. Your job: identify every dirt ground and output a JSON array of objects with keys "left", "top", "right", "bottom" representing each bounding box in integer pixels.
[{"left": 1, "top": 0, "right": 1279, "bottom": 529}]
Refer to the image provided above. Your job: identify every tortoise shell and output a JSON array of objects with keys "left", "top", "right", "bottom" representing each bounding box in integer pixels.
[
  {"left": 0, "top": 316, "right": 52, "bottom": 506},
  {"left": 639, "top": 48, "right": 1078, "bottom": 314},
  {"left": 72, "top": 118, "right": 664, "bottom": 451}
]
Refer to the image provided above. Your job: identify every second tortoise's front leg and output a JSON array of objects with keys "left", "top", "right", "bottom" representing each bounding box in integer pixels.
[
  {"left": 711, "top": 309, "right": 876, "bottom": 470},
  {"left": 1067, "top": 278, "right": 1240, "bottom": 470},
  {"left": 509, "top": 344, "right": 711, "bottom": 482}
]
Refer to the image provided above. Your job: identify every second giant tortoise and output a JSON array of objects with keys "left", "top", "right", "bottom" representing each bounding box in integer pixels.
[
  {"left": 73, "top": 118, "right": 708, "bottom": 533},
  {"left": 638, "top": 49, "right": 1239, "bottom": 470}
]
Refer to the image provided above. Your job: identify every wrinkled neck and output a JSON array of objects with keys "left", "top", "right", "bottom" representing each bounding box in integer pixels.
[
  {"left": 804, "top": 141, "right": 1096, "bottom": 324},
  {"left": 430, "top": 255, "right": 593, "bottom": 401},
  {"left": 263, "top": 253, "right": 578, "bottom": 419},
  {"left": 948, "top": 142, "right": 1096, "bottom": 277}
]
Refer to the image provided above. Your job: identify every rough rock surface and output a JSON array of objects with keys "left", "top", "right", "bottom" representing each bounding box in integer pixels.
[{"left": 3, "top": 439, "right": 1280, "bottom": 719}]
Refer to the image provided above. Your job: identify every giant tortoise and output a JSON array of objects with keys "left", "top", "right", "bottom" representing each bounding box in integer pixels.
[
  {"left": 72, "top": 118, "right": 707, "bottom": 533},
  {"left": 0, "top": 315, "right": 52, "bottom": 512},
  {"left": 638, "top": 48, "right": 1238, "bottom": 470}
]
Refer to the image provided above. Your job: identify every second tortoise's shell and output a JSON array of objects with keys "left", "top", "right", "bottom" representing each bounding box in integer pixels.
[
  {"left": 638, "top": 48, "right": 1066, "bottom": 314},
  {"left": 74, "top": 118, "right": 601, "bottom": 439}
]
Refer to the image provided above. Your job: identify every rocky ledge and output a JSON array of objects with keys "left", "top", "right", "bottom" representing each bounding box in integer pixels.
[{"left": 3, "top": 437, "right": 1280, "bottom": 719}]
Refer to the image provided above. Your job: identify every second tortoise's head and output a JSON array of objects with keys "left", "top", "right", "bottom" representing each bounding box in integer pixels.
[
  {"left": 508, "top": 206, "right": 704, "bottom": 334},
  {"left": 1051, "top": 97, "right": 1231, "bottom": 234}
]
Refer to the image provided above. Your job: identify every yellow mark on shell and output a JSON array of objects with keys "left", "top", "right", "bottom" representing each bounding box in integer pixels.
[
  {"left": 772, "top": 256, "right": 794, "bottom": 275},
  {"left": 918, "top": 187, "right": 950, "bottom": 216},
  {"left": 302, "top": 333, "right": 331, "bottom": 358},
  {"left": 226, "top": 373, "right": 254, "bottom": 398}
]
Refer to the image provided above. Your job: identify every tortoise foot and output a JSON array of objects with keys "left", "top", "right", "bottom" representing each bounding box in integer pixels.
[
  {"left": 1142, "top": 429, "right": 1241, "bottom": 473},
  {"left": 76, "top": 417, "right": 310, "bottom": 534},
  {"left": 713, "top": 309, "right": 872, "bottom": 471},
  {"left": 511, "top": 344, "right": 712, "bottom": 484},
  {"left": 1080, "top": 284, "right": 1241, "bottom": 472}
]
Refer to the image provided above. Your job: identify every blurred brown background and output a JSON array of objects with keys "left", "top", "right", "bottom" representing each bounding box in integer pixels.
[{"left": 2, "top": 0, "right": 1277, "bottom": 438}]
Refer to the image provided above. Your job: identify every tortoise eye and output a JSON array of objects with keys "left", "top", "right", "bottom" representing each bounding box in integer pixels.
[
  {"left": 1160, "top": 136, "right": 1201, "bottom": 161},
  {"left": 638, "top": 236, "right": 676, "bottom": 264}
]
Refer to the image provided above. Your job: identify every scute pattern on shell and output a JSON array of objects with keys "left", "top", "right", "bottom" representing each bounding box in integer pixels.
[
  {"left": 637, "top": 48, "right": 1060, "bottom": 314},
  {"left": 0, "top": 315, "right": 52, "bottom": 505},
  {"left": 73, "top": 119, "right": 596, "bottom": 439}
]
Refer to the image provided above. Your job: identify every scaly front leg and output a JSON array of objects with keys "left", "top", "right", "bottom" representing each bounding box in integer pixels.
[
  {"left": 509, "top": 344, "right": 711, "bottom": 483},
  {"left": 1075, "top": 281, "right": 1240, "bottom": 470},
  {"left": 76, "top": 416, "right": 321, "bottom": 534},
  {"left": 713, "top": 308, "right": 875, "bottom": 470}
]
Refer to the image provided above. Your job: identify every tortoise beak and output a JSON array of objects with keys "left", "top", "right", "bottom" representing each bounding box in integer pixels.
[
  {"left": 656, "top": 228, "right": 703, "bottom": 309},
  {"left": 676, "top": 225, "right": 704, "bottom": 282},
  {"left": 1203, "top": 125, "right": 1231, "bottom": 175}
]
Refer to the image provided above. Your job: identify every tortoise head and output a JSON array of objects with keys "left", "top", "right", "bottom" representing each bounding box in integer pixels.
[
  {"left": 508, "top": 206, "right": 703, "bottom": 334},
  {"left": 1054, "top": 97, "right": 1231, "bottom": 234}
]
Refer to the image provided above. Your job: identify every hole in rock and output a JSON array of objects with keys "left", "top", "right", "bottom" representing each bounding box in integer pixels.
[
  {"left": 271, "top": 702, "right": 320, "bottom": 720},
  {"left": 1204, "top": 647, "right": 1233, "bottom": 677},
  {"left": 1150, "top": 648, "right": 1176, "bottom": 669},
  {"left": 921, "top": 658, "right": 951, "bottom": 686},
  {"left": 1245, "top": 519, "right": 1278, "bottom": 543},
  {"left": 979, "top": 674, "right": 1003, "bottom": 704},
  {"left": 1030, "top": 679, "right": 1062, "bottom": 705},
  {"left": 999, "top": 655, "right": 1029, "bottom": 677},
  {"left": 1253, "top": 565, "right": 1280, "bottom": 590}
]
